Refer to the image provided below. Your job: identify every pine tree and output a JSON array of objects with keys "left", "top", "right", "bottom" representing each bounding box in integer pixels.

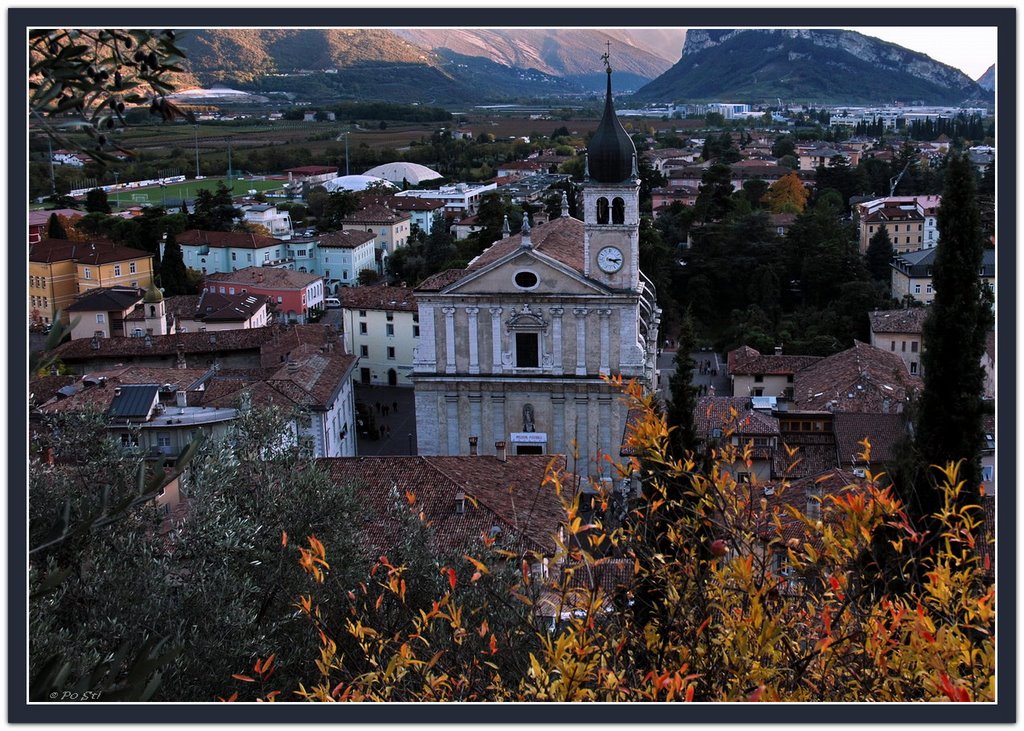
[
  {"left": 46, "top": 212, "right": 67, "bottom": 240},
  {"left": 665, "top": 309, "right": 698, "bottom": 458},
  {"left": 84, "top": 188, "right": 111, "bottom": 214},
  {"left": 865, "top": 226, "right": 894, "bottom": 281},
  {"left": 909, "top": 152, "right": 990, "bottom": 540},
  {"left": 158, "top": 232, "right": 190, "bottom": 296}
]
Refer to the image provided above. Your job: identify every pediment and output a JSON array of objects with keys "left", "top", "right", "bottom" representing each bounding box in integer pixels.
[{"left": 443, "top": 248, "right": 608, "bottom": 296}]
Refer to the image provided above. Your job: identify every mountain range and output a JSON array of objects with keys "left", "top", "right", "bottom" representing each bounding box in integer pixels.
[
  {"left": 170, "top": 28, "right": 992, "bottom": 107},
  {"left": 632, "top": 29, "right": 991, "bottom": 106}
]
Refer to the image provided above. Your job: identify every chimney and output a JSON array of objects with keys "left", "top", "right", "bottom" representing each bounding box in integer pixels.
[
  {"left": 774, "top": 345, "right": 783, "bottom": 356},
  {"left": 287, "top": 359, "right": 299, "bottom": 373},
  {"left": 175, "top": 390, "right": 187, "bottom": 408},
  {"left": 454, "top": 490, "right": 466, "bottom": 515},
  {"left": 113, "top": 387, "right": 122, "bottom": 397},
  {"left": 495, "top": 440, "right": 507, "bottom": 462},
  {"left": 468, "top": 436, "right": 478, "bottom": 456}
]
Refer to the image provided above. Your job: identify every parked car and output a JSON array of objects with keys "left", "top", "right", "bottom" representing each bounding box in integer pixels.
[{"left": 324, "top": 297, "right": 341, "bottom": 309}]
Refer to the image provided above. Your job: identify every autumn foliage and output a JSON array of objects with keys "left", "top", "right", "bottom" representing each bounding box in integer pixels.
[{"left": 230, "top": 380, "right": 994, "bottom": 703}]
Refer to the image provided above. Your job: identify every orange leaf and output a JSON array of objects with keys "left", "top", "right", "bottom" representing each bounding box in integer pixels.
[
  {"left": 471, "top": 571, "right": 482, "bottom": 583},
  {"left": 280, "top": 530, "right": 288, "bottom": 547},
  {"left": 488, "top": 634, "right": 498, "bottom": 655},
  {"left": 218, "top": 692, "right": 239, "bottom": 702},
  {"left": 444, "top": 567, "right": 457, "bottom": 591},
  {"left": 685, "top": 685, "right": 695, "bottom": 702},
  {"left": 232, "top": 674, "right": 255, "bottom": 683}
]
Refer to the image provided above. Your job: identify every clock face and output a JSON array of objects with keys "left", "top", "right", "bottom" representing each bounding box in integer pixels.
[{"left": 597, "top": 246, "right": 623, "bottom": 273}]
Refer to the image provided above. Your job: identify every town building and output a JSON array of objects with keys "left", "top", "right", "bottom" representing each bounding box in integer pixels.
[
  {"left": 30, "top": 239, "right": 155, "bottom": 326},
  {"left": 204, "top": 267, "right": 325, "bottom": 324},
  {"left": 176, "top": 229, "right": 292, "bottom": 275},
  {"left": 314, "top": 230, "right": 378, "bottom": 292},
  {"left": 855, "top": 196, "right": 941, "bottom": 253},
  {"left": 395, "top": 182, "right": 497, "bottom": 217},
  {"left": 360, "top": 194, "right": 446, "bottom": 236},
  {"left": 411, "top": 65, "right": 661, "bottom": 484},
  {"left": 727, "top": 345, "right": 822, "bottom": 400},
  {"left": 868, "top": 308, "right": 928, "bottom": 377},
  {"left": 338, "top": 204, "right": 412, "bottom": 275},
  {"left": 339, "top": 285, "right": 419, "bottom": 387},
  {"left": 241, "top": 203, "right": 294, "bottom": 240},
  {"left": 890, "top": 248, "right": 996, "bottom": 306}
]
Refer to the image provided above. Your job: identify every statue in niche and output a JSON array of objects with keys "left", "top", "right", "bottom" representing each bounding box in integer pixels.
[{"left": 523, "top": 403, "right": 535, "bottom": 432}]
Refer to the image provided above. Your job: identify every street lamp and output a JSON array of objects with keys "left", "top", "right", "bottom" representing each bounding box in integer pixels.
[
  {"left": 113, "top": 171, "right": 120, "bottom": 209},
  {"left": 194, "top": 124, "right": 200, "bottom": 178}
]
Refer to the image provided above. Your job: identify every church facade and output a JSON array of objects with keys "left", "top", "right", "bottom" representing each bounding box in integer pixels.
[{"left": 411, "top": 65, "right": 661, "bottom": 483}]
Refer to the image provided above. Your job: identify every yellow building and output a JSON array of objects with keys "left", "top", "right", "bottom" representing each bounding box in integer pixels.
[{"left": 29, "top": 239, "right": 155, "bottom": 325}]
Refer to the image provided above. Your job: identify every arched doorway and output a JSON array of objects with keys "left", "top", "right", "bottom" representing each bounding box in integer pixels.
[{"left": 387, "top": 369, "right": 398, "bottom": 386}]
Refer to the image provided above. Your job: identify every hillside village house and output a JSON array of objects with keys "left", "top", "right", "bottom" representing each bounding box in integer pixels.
[
  {"left": 339, "top": 285, "right": 419, "bottom": 386},
  {"left": 411, "top": 67, "right": 661, "bottom": 483},
  {"left": 728, "top": 346, "right": 822, "bottom": 400},
  {"left": 204, "top": 267, "right": 324, "bottom": 323},
  {"left": 176, "top": 229, "right": 292, "bottom": 275},
  {"left": 29, "top": 239, "right": 155, "bottom": 326},
  {"left": 314, "top": 230, "right": 377, "bottom": 292},
  {"left": 338, "top": 204, "right": 412, "bottom": 274},
  {"left": 891, "top": 247, "right": 996, "bottom": 306}
]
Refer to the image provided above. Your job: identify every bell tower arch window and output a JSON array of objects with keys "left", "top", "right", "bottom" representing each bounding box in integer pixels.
[
  {"left": 612, "top": 197, "right": 625, "bottom": 224},
  {"left": 596, "top": 197, "right": 609, "bottom": 224}
]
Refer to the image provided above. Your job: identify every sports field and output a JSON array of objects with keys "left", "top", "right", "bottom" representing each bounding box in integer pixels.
[{"left": 109, "top": 177, "right": 288, "bottom": 208}]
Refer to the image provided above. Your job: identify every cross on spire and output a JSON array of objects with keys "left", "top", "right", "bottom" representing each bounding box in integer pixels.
[{"left": 601, "top": 41, "right": 612, "bottom": 73}]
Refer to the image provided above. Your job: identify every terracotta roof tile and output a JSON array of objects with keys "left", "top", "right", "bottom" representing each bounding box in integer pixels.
[
  {"left": 729, "top": 353, "right": 822, "bottom": 376},
  {"left": 868, "top": 308, "right": 928, "bottom": 334},
  {"left": 317, "top": 230, "right": 376, "bottom": 249},
  {"left": 467, "top": 216, "right": 585, "bottom": 274},
  {"left": 31, "top": 239, "right": 152, "bottom": 265},
  {"left": 416, "top": 268, "right": 468, "bottom": 292},
  {"left": 693, "top": 397, "right": 780, "bottom": 439},
  {"left": 341, "top": 204, "right": 411, "bottom": 226},
  {"left": 832, "top": 412, "right": 907, "bottom": 465},
  {"left": 178, "top": 229, "right": 279, "bottom": 250},
  {"left": 339, "top": 285, "right": 417, "bottom": 312},
  {"left": 793, "top": 341, "right": 920, "bottom": 413},
  {"left": 205, "top": 266, "right": 320, "bottom": 289},
  {"left": 319, "top": 455, "right": 566, "bottom": 556}
]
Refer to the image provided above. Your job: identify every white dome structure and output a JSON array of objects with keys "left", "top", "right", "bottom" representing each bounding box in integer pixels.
[
  {"left": 320, "top": 175, "right": 397, "bottom": 193},
  {"left": 363, "top": 162, "right": 443, "bottom": 187}
]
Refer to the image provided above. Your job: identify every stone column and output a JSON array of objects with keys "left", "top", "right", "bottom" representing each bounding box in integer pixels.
[
  {"left": 551, "top": 392, "right": 565, "bottom": 454},
  {"left": 442, "top": 306, "right": 456, "bottom": 374},
  {"left": 491, "top": 391, "right": 506, "bottom": 449},
  {"left": 489, "top": 306, "right": 503, "bottom": 374},
  {"left": 573, "top": 307, "right": 589, "bottom": 376},
  {"left": 598, "top": 394, "right": 612, "bottom": 478},
  {"left": 598, "top": 308, "right": 612, "bottom": 376},
  {"left": 466, "top": 306, "right": 480, "bottom": 375},
  {"left": 445, "top": 395, "right": 459, "bottom": 454},
  {"left": 549, "top": 307, "right": 564, "bottom": 374},
  {"left": 575, "top": 394, "right": 590, "bottom": 478}
]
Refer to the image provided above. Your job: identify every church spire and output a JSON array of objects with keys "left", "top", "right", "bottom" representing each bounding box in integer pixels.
[{"left": 585, "top": 46, "right": 637, "bottom": 184}]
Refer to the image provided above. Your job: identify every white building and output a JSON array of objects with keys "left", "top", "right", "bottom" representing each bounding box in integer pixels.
[
  {"left": 340, "top": 285, "right": 420, "bottom": 387},
  {"left": 242, "top": 204, "right": 293, "bottom": 240}
]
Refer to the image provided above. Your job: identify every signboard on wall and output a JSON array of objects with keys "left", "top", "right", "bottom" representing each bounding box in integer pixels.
[{"left": 510, "top": 432, "right": 547, "bottom": 444}]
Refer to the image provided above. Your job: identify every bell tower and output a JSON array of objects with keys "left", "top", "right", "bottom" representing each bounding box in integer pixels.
[
  {"left": 582, "top": 48, "right": 640, "bottom": 291},
  {"left": 143, "top": 281, "right": 167, "bottom": 335}
]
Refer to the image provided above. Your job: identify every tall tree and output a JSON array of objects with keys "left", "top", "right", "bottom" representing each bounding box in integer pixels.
[
  {"left": 158, "top": 232, "right": 190, "bottom": 296},
  {"left": 190, "top": 182, "right": 238, "bottom": 231},
  {"left": 85, "top": 188, "right": 112, "bottom": 214},
  {"left": 763, "top": 171, "right": 809, "bottom": 214},
  {"left": 45, "top": 212, "right": 67, "bottom": 240},
  {"left": 865, "top": 226, "right": 894, "bottom": 282},
  {"left": 911, "top": 154, "right": 991, "bottom": 518},
  {"left": 693, "top": 164, "right": 733, "bottom": 224}
]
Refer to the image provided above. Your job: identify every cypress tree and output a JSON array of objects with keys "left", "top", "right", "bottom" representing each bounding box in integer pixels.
[
  {"left": 158, "top": 232, "right": 190, "bottom": 296},
  {"left": 46, "top": 212, "right": 67, "bottom": 240},
  {"left": 909, "top": 152, "right": 991, "bottom": 536},
  {"left": 865, "top": 226, "right": 894, "bottom": 282}
]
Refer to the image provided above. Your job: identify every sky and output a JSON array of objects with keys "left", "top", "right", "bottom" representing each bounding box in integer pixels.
[{"left": 846, "top": 27, "right": 997, "bottom": 80}]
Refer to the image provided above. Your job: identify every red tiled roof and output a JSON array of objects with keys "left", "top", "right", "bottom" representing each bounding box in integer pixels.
[
  {"left": 868, "top": 308, "right": 928, "bottom": 335},
  {"left": 341, "top": 204, "right": 411, "bottom": 226},
  {"left": 284, "top": 165, "right": 338, "bottom": 176},
  {"left": 39, "top": 367, "right": 210, "bottom": 413},
  {"left": 416, "top": 268, "right": 469, "bottom": 292},
  {"left": 178, "top": 229, "right": 279, "bottom": 250},
  {"left": 205, "top": 266, "right": 320, "bottom": 290},
  {"left": 694, "top": 396, "right": 780, "bottom": 439},
  {"left": 30, "top": 239, "right": 152, "bottom": 265},
  {"left": 317, "top": 230, "right": 376, "bottom": 249},
  {"left": 793, "top": 341, "right": 920, "bottom": 413},
  {"left": 360, "top": 194, "right": 446, "bottom": 212},
  {"left": 729, "top": 352, "right": 822, "bottom": 376},
  {"left": 833, "top": 412, "right": 907, "bottom": 465},
  {"left": 319, "top": 455, "right": 566, "bottom": 556},
  {"left": 339, "top": 285, "right": 417, "bottom": 312},
  {"left": 468, "top": 215, "right": 585, "bottom": 273}
]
